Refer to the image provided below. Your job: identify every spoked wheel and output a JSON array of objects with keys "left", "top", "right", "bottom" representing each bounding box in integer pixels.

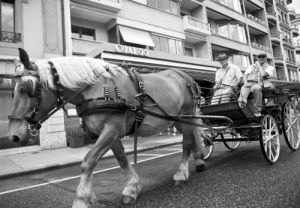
[
  {"left": 259, "top": 114, "right": 280, "bottom": 164},
  {"left": 282, "top": 101, "right": 300, "bottom": 151},
  {"left": 201, "top": 137, "right": 214, "bottom": 160},
  {"left": 203, "top": 143, "right": 214, "bottom": 160},
  {"left": 221, "top": 132, "right": 241, "bottom": 151}
]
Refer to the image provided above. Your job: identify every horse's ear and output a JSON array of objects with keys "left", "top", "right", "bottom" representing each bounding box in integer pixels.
[{"left": 18, "top": 48, "right": 31, "bottom": 70}]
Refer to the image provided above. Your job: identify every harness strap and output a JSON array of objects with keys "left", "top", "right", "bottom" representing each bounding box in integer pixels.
[
  {"left": 124, "top": 68, "right": 146, "bottom": 163},
  {"left": 49, "top": 61, "right": 67, "bottom": 110}
]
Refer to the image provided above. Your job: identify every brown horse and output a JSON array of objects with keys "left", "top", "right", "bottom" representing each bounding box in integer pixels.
[{"left": 8, "top": 48, "right": 207, "bottom": 208}]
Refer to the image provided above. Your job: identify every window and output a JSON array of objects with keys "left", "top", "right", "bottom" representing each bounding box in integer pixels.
[
  {"left": 168, "top": 39, "right": 176, "bottom": 54},
  {"left": 218, "top": 0, "right": 242, "bottom": 13},
  {"left": 151, "top": 34, "right": 183, "bottom": 55},
  {"left": 108, "top": 26, "right": 117, "bottom": 44},
  {"left": 147, "top": 0, "right": 180, "bottom": 15},
  {"left": 184, "top": 47, "right": 193, "bottom": 57},
  {"left": 0, "top": 0, "right": 18, "bottom": 43},
  {"left": 71, "top": 25, "right": 95, "bottom": 41},
  {"left": 217, "top": 22, "right": 247, "bottom": 44}
]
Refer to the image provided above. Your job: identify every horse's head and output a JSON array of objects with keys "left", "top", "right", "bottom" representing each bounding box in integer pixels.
[{"left": 8, "top": 48, "right": 57, "bottom": 145}]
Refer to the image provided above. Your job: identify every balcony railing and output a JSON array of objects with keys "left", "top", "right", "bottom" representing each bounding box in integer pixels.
[
  {"left": 0, "top": 30, "right": 21, "bottom": 43},
  {"left": 270, "top": 32, "right": 280, "bottom": 38},
  {"left": 185, "top": 16, "right": 210, "bottom": 31},
  {"left": 282, "top": 38, "right": 293, "bottom": 45},
  {"left": 266, "top": 10, "right": 276, "bottom": 18},
  {"left": 274, "top": 55, "right": 284, "bottom": 60},
  {"left": 247, "top": 14, "right": 267, "bottom": 26},
  {"left": 251, "top": 42, "right": 270, "bottom": 52}
]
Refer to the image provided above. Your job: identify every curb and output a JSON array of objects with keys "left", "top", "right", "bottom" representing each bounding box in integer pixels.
[{"left": 0, "top": 141, "right": 182, "bottom": 180}]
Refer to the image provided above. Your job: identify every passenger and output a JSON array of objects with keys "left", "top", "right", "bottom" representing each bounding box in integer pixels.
[
  {"left": 211, "top": 53, "right": 243, "bottom": 104},
  {"left": 238, "top": 52, "right": 275, "bottom": 117}
]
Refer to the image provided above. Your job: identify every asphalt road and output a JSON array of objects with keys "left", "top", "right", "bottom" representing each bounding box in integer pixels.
[{"left": 0, "top": 139, "right": 299, "bottom": 208}]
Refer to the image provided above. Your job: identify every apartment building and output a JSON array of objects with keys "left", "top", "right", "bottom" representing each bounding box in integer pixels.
[
  {"left": 0, "top": 0, "right": 68, "bottom": 152},
  {"left": 291, "top": 14, "right": 300, "bottom": 68},
  {"left": 266, "top": 0, "right": 298, "bottom": 81}
]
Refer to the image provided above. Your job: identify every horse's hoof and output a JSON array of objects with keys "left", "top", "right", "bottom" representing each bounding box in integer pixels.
[
  {"left": 173, "top": 171, "right": 188, "bottom": 181},
  {"left": 174, "top": 180, "right": 186, "bottom": 187},
  {"left": 195, "top": 163, "right": 205, "bottom": 172},
  {"left": 122, "top": 196, "right": 136, "bottom": 205},
  {"left": 72, "top": 199, "right": 91, "bottom": 208}
]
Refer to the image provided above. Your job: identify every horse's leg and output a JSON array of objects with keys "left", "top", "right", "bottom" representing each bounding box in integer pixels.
[
  {"left": 173, "top": 123, "right": 193, "bottom": 183},
  {"left": 192, "top": 124, "right": 206, "bottom": 172},
  {"left": 72, "top": 124, "right": 119, "bottom": 208},
  {"left": 111, "top": 139, "right": 142, "bottom": 205}
]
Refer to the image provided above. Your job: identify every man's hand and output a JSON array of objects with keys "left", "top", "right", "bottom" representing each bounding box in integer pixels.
[{"left": 255, "top": 61, "right": 261, "bottom": 68}]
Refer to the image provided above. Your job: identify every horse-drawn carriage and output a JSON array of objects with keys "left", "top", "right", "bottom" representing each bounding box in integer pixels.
[
  {"left": 200, "top": 80, "right": 300, "bottom": 163},
  {"left": 3, "top": 48, "right": 300, "bottom": 207}
]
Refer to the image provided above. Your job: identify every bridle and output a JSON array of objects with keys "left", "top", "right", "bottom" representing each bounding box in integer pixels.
[
  {"left": 8, "top": 62, "right": 89, "bottom": 137},
  {"left": 7, "top": 67, "right": 42, "bottom": 136}
]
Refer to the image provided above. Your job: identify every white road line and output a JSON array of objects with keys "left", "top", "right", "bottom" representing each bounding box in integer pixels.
[
  {"left": 137, "top": 153, "right": 163, "bottom": 156},
  {"left": 0, "top": 150, "right": 182, "bottom": 196}
]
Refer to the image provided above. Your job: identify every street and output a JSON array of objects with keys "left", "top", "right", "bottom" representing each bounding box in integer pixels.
[{"left": 0, "top": 139, "right": 299, "bottom": 208}]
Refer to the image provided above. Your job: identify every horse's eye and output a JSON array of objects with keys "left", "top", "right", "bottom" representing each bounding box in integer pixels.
[{"left": 20, "top": 87, "right": 26, "bottom": 94}]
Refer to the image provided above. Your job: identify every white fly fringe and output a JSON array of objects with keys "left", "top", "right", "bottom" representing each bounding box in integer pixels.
[{"left": 35, "top": 57, "right": 127, "bottom": 90}]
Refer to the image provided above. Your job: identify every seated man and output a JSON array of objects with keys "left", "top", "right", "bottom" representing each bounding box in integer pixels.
[
  {"left": 211, "top": 53, "right": 243, "bottom": 104},
  {"left": 238, "top": 52, "right": 275, "bottom": 116}
]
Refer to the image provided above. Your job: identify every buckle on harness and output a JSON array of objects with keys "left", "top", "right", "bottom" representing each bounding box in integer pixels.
[{"left": 129, "top": 104, "right": 137, "bottom": 111}]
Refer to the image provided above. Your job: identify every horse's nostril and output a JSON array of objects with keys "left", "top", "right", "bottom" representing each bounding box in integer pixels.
[{"left": 12, "top": 135, "right": 20, "bottom": 142}]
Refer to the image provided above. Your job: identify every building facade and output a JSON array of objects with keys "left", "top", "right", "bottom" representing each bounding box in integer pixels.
[
  {"left": 0, "top": 0, "right": 67, "bottom": 153},
  {"left": 0, "top": 0, "right": 299, "bottom": 152}
]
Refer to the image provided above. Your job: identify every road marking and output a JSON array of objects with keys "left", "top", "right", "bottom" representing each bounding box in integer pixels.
[
  {"left": 137, "top": 153, "right": 163, "bottom": 156},
  {"left": 0, "top": 150, "right": 182, "bottom": 196}
]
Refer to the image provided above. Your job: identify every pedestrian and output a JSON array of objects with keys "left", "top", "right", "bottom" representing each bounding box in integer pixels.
[
  {"left": 238, "top": 52, "right": 275, "bottom": 116},
  {"left": 211, "top": 53, "right": 243, "bottom": 104}
]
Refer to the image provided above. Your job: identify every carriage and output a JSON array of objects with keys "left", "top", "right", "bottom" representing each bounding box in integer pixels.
[
  {"left": 4, "top": 48, "right": 300, "bottom": 207},
  {"left": 200, "top": 80, "right": 300, "bottom": 163}
]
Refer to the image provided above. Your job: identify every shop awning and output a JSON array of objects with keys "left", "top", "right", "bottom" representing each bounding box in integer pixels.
[{"left": 119, "top": 26, "right": 155, "bottom": 47}]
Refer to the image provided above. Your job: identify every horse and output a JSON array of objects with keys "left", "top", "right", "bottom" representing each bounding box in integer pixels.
[{"left": 8, "top": 48, "right": 207, "bottom": 208}]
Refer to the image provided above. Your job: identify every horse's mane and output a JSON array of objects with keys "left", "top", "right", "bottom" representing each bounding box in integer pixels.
[{"left": 35, "top": 57, "right": 127, "bottom": 90}]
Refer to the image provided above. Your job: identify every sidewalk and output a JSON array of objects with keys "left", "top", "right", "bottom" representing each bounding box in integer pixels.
[{"left": 0, "top": 134, "right": 182, "bottom": 179}]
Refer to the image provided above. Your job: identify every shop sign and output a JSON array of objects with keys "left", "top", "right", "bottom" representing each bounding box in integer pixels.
[{"left": 115, "top": 44, "right": 149, "bottom": 56}]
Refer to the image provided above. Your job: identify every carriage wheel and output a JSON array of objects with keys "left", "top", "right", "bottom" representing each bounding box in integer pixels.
[
  {"left": 203, "top": 143, "right": 214, "bottom": 160},
  {"left": 282, "top": 101, "right": 300, "bottom": 151},
  {"left": 259, "top": 114, "right": 280, "bottom": 164},
  {"left": 222, "top": 132, "right": 241, "bottom": 151},
  {"left": 201, "top": 137, "right": 214, "bottom": 160}
]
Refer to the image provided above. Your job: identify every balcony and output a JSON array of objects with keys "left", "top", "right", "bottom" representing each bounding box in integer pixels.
[
  {"left": 72, "top": 37, "right": 104, "bottom": 56},
  {"left": 183, "top": 16, "right": 210, "bottom": 38},
  {"left": 270, "top": 32, "right": 281, "bottom": 42},
  {"left": 274, "top": 55, "right": 284, "bottom": 65},
  {"left": 275, "top": 0, "right": 287, "bottom": 11},
  {"left": 279, "top": 20, "right": 290, "bottom": 30},
  {"left": 247, "top": 14, "right": 267, "bottom": 27},
  {"left": 206, "top": 0, "right": 244, "bottom": 22},
  {"left": 210, "top": 30, "right": 250, "bottom": 53},
  {"left": 248, "top": 0, "right": 265, "bottom": 8},
  {"left": 71, "top": 0, "right": 122, "bottom": 13},
  {"left": 288, "top": 7, "right": 296, "bottom": 21},
  {"left": 251, "top": 42, "right": 271, "bottom": 52},
  {"left": 266, "top": 11, "right": 277, "bottom": 22},
  {"left": 246, "top": 14, "right": 268, "bottom": 33},
  {"left": 291, "top": 25, "right": 299, "bottom": 37},
  {"left": 0, "top": 30, "right": 21, "bottom": 43},
  {"left": 282, "top": 38, "right": 294, "bottom": 47}
]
